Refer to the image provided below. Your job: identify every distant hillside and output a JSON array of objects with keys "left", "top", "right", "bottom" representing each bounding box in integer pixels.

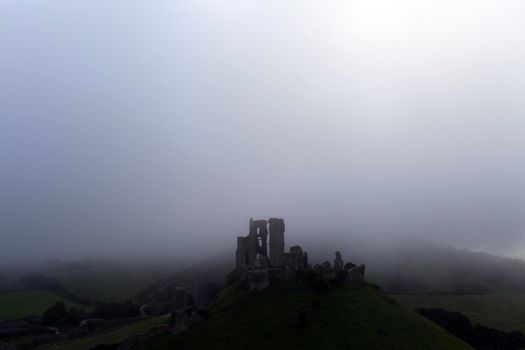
[
  {"left": 156, "top": 253, "right": 233, "bottom": 286},
  {"left": 0, "top": 260, "right": 182, "bottom": 303},
  {"left": 141, "top": 240, "right": 525, "bottom": 295},
  {"left": 136, "top": 283, "right": 472, "bottom": 350},
  {"left": 0, "top": 289, "right": 92, "bottom": 321},
  {"left": 137, "top": 254, "right": 233, "bottom": 303},
  {"left": 359, "top": 241, "right": 525, "bottom": 294}
]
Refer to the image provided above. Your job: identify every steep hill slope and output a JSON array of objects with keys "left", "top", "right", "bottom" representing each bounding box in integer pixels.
[{"left": 136, "top": 283, "right": 473, "bottom": 350}]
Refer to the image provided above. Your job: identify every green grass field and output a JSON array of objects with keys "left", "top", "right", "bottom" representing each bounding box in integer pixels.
[
  {"left": 36, "top": 315, "right": 169, "bottom": 350},
  {"left": 391, "top": 294, "right": 525, "bottom": 333},
  {"left": 136, "top": 283, "right": 472, "bottom": 350},
  {"left": 0, "top": 290, "right": 92, "bottom": 321}
]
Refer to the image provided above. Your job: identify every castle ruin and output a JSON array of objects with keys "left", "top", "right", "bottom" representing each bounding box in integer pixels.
[
  {"left": 234, "top": 217, "right": 366, "bottom": 291},
  {"left": 236, "top": 218, "right": 308, "bottom": 288}
]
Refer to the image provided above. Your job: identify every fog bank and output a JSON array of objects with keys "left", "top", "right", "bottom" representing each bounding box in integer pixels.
[{"left": 2, "top": 0, "right": 525, "bottom": 263}]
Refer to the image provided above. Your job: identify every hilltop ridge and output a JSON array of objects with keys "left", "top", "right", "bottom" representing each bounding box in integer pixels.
[{"left": 136, "top": 282, "right": 473, "bottom": 350}]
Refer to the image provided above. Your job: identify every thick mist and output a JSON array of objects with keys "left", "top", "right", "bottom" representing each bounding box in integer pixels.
[{"left": 2, "top": 0, "right": 525, "bottom": 264}]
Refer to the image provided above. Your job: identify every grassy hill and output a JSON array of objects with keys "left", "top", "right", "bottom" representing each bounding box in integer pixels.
[
  {"left": 52, "top": 264, "right": 176, "bottom": 302},
  {"left": 0, "top": 290, "right": 92, "bottom": 321},
  {"left": 35, "top": 315, "right": 169, "bottom": 350},
  {"left": 392, "top": 293, "right": 525, "bottom": 333},
  {"left": 136, "top": 283, "right": 473, "bottom": 350}
]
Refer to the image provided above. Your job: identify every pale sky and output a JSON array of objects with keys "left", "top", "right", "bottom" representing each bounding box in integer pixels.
[{"left": 2, "top": 0, "right": 525, "bottom": 262}]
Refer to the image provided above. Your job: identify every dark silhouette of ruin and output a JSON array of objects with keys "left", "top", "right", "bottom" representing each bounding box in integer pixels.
[
  {"left": 236, "top": 218, "right": 308, "bottom": 289},
  {"left": 235, "top": 218, "right": 366, "bottom": 291}
]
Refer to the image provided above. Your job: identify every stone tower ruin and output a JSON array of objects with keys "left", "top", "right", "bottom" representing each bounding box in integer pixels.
[
  {"left": 236, "top": 218, "right": 307, "bottom": 278},
  {"left": 234, "top": 218, "right": 365, "bottom": 291},
  {"left": 268, "top": 218, "right": 285, "bottom": 267}
]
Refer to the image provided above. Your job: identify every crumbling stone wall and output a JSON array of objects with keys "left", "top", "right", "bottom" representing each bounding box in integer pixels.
[
  {"left": 334, "top": 251, "right": 343, "bottom": 270},
  {"left": 236, "top": 218, "right": 309, "bottom": 288},
  {"left": 236, "top": 236, "right": 249, "bottom": 267},
  {"left": 269, "top": 218, "right": 285, "bottom": 267},
  {"left": 236, "top": 218, "right": 288, "bottom": 271},
  {"left": 250, "top": 219, "right": 268, "bottom": 256}
]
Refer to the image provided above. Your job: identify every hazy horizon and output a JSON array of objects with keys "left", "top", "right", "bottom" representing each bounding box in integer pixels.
[{"left": 2, "top": 0, "right": 525, "bottom": 264}]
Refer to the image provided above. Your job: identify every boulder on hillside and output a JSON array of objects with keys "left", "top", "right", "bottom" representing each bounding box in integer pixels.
[
  {"left": 191, "top": 283, "right": 219, "bottom": 309},
  {"left": 320, "top": 261, "right": 332, "bottom": 272},
  {"left": 78, "top": 318, "right": 106, "bottom": 331},
  {"left": 345, "top": 265, "right": 366, "bottom": 286},
  {"left": 171, "top": 310, "right": 190, "bottom": 334},
  {"left": 344, "top": 262, "right": 356, "bottom": 270}
]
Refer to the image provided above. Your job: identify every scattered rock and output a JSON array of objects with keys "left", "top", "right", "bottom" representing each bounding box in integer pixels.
[
  {"left": 171, "top": 310, "right": 191, "bottom": 334},
  {"left": 344, "top": 262, "right": 356, "bottom": 270},
  {"left": 334, "top": 251, "right": 344, "bottom": 271},
  {"left": 78, "top": 318, "right": 106, "bottom": 331},
  {"left": 321, "top": 261, "right": 332, "bottom": 271},
  {"left": 345, "top": 265, "right": 366, "bottom": 286},
  {"left": 139, "top": 304, "right": 151, "bottom": 317},
  {"left": 169, "top": 306, "right": 210, "bottom": 335},
  {"left": 191, "top": 283, "right": 219, "bottom": 309}
]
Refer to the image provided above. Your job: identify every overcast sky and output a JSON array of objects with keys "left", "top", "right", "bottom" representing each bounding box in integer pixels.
[{"left": 2, "top": 0, "right": 525, "bottom": 263}]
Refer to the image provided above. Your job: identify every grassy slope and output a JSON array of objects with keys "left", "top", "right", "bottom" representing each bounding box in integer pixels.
[
  {"left": 392, "top": 294, "right": 525, "bottom": 333},
  {"left": 36, "top": 315, "right": 169, "bottom": 350},
  {"left": 0, "top": 290, "right": 92, "bottom": 321},
  {"left": 137, "top": 283, "right": 473, "bottom": 350},
  {"left": 52, "top": 266, "right": 174, "bottom": 302}
]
